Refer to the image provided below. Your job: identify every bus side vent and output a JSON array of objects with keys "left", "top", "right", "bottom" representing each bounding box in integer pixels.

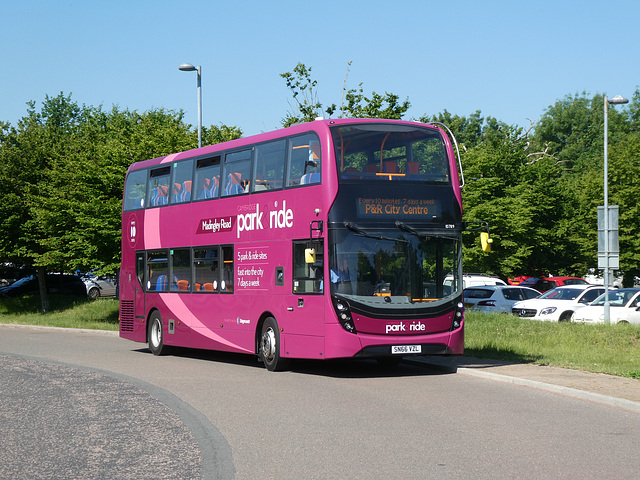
[{"left": 120, "top": 301, "right": 135, "bottom": 332}]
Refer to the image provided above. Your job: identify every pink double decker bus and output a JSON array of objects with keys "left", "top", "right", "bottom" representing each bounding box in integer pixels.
[{"left": 119, "top": 118, "right": 465, "bottom": 370}]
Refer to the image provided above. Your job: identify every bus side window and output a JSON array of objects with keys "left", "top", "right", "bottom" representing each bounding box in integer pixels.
[
  {"left": 148, "top": 166, "right": 171, "bottom": 207},
  {"left": 292, "top": 240, "right": 323, "bottom": 294},
  {"left": 252, "top": 140, "right": 286, "bottom": 192},
  {"left": 194, "top": 156, "right": 221, "bottom": 200},
  {"left": 171, "top": 160, "right": 194, "bottom": 204},
  {"left": 170, "top": 248, "right": 191, "bottom": 291},
  {"left": 287, "top": 133, "right": 321, "bottom": 186},
  {"left": 221, "top": 246, "right": 234, "bottom": 293},
  {"left": 194, "top": 248, "right": 219, "bottom": 292},
  {"left": 222, "top": 150, "right": 252, "bottom": 196},
  {"left": 124, "top": 170, "right": 147, "bottom": 211},
  {"left": 147, "top": 250, "right": 169, "bottom": 292}
]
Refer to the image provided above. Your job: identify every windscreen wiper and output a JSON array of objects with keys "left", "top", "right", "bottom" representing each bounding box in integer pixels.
[{"left": 344, "top": 222, "right": 407, "bottom": 243}]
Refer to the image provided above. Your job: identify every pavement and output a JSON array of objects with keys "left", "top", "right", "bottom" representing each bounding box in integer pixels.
[{"left": 415, "top": 355, "right": 640, "bottom": 414}]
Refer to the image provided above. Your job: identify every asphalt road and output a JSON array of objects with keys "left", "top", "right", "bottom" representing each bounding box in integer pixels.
[{"left": 1, "top": 325, "right": 639, "bottom": 479}]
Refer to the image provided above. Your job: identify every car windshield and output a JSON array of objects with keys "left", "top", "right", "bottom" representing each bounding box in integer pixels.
[
  {"left": 329, "top": 226, "right": 460, "bottom": 309},
  {"left": 539, "top": 288, "right": 583, "bottom": 300},
  {"left": 591, "top": 289, "right": 640, "bottom": 307}
]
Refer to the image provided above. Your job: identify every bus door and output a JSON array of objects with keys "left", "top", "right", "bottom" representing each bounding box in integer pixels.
[
  {"left": 135, "top": 251, "right": 146, "bottom": 323},
  {"left": 286, "top": 239, "right": 326, "bottom": 356}
]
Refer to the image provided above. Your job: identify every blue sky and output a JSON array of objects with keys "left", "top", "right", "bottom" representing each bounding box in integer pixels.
[{"left": 2, "top": 0, "right": 639, "bottom": 137}]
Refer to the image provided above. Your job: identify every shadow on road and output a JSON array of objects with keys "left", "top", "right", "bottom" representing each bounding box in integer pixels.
[{"left": 132, "top": 346, "right": 460, "bottom": 379}]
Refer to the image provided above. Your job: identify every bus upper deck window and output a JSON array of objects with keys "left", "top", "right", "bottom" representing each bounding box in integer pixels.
[
  {"left": 288, "top": 133, "right": 321, "bottom": 186},
  {"left": 123, "top": 169, "right": 147, "bottom": 211}
]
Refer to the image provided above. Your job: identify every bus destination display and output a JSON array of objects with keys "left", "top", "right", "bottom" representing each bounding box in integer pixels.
[{"left": 356, "top": 197, "right": 440, "bottom": 219}]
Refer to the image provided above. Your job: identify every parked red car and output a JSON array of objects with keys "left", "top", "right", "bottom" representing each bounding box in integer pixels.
[
  {"left": 508, "top": 275, "right": 532, "bottom": 285},
  {"left": 519, "top": 276, "right": 588, "bottom": 293}
]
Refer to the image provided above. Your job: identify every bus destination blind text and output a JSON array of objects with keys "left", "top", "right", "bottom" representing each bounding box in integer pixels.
[{"left": 356, "top": 197, "right": 440, "bottom": 219}]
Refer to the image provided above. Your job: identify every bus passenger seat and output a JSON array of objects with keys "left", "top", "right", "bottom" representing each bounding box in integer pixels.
[
  {"left": 173, "top": 183, "right": 183, "bottom": 202},
  {"left": 383, "top": 161, "right": 398, "bottom": 173},
  {"left": 177, "top": 280, "right": 189, "bottom": 291},
  {"left": 203, "top": 283, "right": 214, "bottom": 291},
  {"left": 406, "top": 162, "right": 420, "bottom": 175},
  {"left": 199, "top": 178, "right": 212, "bottom": 199},
  {"left": 183, "top": 181, "right": 192, "bottom": 201},
  {"left": 226, "top": 173, "right": 244, "bottom": 195},
  {"left": 156, "top": 275, "right": 168, "bottom": 291},
  {"left": 210, "top": 177, "right": 219, "bottom": 198},
  {"left": 157, "top": 185, "right": 169, "bottom": 205}
]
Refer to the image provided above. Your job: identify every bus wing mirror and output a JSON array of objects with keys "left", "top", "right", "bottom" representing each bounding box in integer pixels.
[
  {"left": 305, "top": 248, "right": 316, "bottom": 264},
  {"left": 480, "top": 232, "right": 493, "bottom": 252}
]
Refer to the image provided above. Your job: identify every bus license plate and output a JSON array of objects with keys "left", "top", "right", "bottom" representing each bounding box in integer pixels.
[{"left": 392, "top": 345, "right": 421, "bottom": 355}]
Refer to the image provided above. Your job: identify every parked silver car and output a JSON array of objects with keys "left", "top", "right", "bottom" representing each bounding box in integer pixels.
[
  {"left": 83, "top": 274, "right": 118, "bottom": 299},
  {"left": 464, "top": 285, "right": 540, "bottom": 313}
]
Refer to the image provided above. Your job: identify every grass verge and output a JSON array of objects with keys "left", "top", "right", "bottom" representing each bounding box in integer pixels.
[
  {"left": 465, "top": 311, "right": 640, "bottom": 379},
  {"left": 0, "top": 295, "right": 119, "bottom": 331}
]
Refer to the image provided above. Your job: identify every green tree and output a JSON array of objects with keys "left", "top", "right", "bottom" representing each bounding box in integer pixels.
[
  {"left": 280, "top": 62, "right": 410, "bottom": 126},
  {"left": 0, "top": 93, "right": 242, "bottom": 311},
  {"left": 530, "top": 91, "right": 636, "bottom": 277}
]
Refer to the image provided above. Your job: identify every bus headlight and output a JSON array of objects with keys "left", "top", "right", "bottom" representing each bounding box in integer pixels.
[
  {"left": 451, "top": 301, "right": 464, "bottom": 331},
  {"left": 332, "top": 296, "right": 357, "bottom": 334}
]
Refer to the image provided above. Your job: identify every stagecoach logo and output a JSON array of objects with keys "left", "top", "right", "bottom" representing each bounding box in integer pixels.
[
  {"left": 196, "top": 216, "right": 235, "bottom": 234},
  {"left": 237, "top": 317, "right": 251, "bottom": 325}
]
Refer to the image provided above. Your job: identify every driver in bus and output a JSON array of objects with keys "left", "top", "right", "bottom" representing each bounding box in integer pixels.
[{"left": 331, "top": 258, "right": 352, "bottom": 294}]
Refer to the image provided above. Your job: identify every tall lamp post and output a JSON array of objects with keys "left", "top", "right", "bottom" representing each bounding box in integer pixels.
[
  {"left": 603, "top": 94, "right": 628, "bottom": 324},
  {"left": 179, "top": 63, "right": 202, "bottom": 148}
]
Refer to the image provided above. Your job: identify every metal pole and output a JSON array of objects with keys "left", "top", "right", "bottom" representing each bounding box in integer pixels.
[
  {"left": 196, "top": 65, "right": 202, "bottom": 149},
  {"left": 603, "top": 96, "right": 610, "bottom": 324},
  {"left": 179, "top": 63, "right": 203, "bottom": 149}
]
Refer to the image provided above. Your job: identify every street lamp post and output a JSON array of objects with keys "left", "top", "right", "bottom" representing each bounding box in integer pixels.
[
  {"left": 603, "top": 94, "right": 628, "bottom": 324},
  {"left": 179, "top": 63, "right": 202, "bottom": 148}
]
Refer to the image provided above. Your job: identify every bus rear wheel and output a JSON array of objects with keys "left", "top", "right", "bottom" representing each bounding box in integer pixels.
[
  {"left": 259, "top": 317, "right": 289, "bottom": 371},
  {"left": 148, "top": 311, "right": 167, "bottom": 356}
]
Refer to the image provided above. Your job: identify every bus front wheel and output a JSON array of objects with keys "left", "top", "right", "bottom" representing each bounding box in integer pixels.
[
  {"left": 148, "top": 311, "right": 167, "bottom": 356},
  {"left": 259, "top": 317, "right": 289, "bottom": 371}
]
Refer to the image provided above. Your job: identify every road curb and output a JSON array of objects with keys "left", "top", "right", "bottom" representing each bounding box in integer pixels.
[
  {"left": 0, "top": 323, "right": 118, "bottom": 335},
  {"left": 456, "top": 366, "right": 640, "bottom": 414}
]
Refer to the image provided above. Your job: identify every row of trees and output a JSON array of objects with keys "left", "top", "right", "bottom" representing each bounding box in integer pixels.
[
  {"left": 280, "top": 63, "right": 640, "bottom": 284},
  {"left": 1, "top": 62, "right": 639, "bottom": 311}
]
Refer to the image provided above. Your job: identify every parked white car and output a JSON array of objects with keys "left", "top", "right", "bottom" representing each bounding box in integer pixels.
[
  {"left": 445, "top": 274, "right": 506, "bottom": 290},
  {"left": 511, "top": 285, "right": 605, "bottom": 322},
  {"left": 571, "top": 288, "right": 640, "bottom": 325},
  {"left": 464, "top": 285, "right": 540, "bottom": 313}
]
